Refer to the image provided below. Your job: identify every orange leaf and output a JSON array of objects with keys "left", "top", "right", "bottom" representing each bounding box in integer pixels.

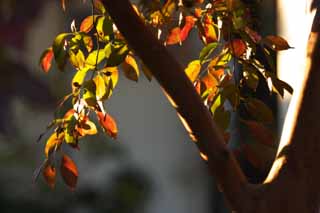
[
  {"left": 80, "top": 15, "right": 98, "bottom": 33},
  {"left": 39, "top": 48, "right": 54, "bottom": 73},
  {"left": 229, "top": 39, "right": 246, "bottom": 57},
  {"left": 203, "top": 24, "right": 217, "bottom": 44},
  {"left": 180, "top": 16, "right": 195, "bottom": 41},
  {"left": 77, "top": 120, "right": 98, "bottom": 136},
  {"left": 60, "top": 154, "right": 78, "bottom": 190},
  {"left": 166, "top": 27, "right": 181, "bottom": 45},
  {"left": 96, "top": 111, "right": 118, "bottom": 138},
  {"left": 45, "top": 132, "right": 64, "bottom": 158},
  {"left": 43, "top": 164, "right": 56, "bottom": 189}
]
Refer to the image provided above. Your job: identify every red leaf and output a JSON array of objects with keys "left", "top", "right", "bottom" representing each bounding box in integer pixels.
[
  {"left": 39, "top": 48, "right": 54, "bottom": 73},
  {"left": 60, "top": 154, "right": 78, "bottom": 190},
  {"left": 229, "top": 39, "right": 246, "bottom": 57},
  {"left": 180, "top": 16, "right": 195, "bottom": 41},
  {"left": 166, "top": 27, "right": 181, "bottom": 45},
  {"left": 96, "top": 111, "right": 118, "bottom": 139},
  {"left": 43, "top": 164, "right": 56, "bottom": 189}
]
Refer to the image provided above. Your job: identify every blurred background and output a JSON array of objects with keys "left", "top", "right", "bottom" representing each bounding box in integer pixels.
[{"left": 0, "top": 0, "right": 312, "bottom": 212}]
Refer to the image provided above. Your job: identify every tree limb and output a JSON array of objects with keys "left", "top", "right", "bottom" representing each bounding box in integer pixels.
[{"left": 101, "top": 0, "right": 252, "bottom": 210}]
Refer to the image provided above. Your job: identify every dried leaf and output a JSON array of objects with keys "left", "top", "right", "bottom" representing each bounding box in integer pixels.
[
  {"left": 263, "top": 35, "right": 292, "bottom": 51},
  {"left": 60, "top": 154, "right": 78, "bottom": 190}
]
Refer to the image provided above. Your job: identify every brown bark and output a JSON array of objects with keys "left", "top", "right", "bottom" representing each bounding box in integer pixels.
[{"left": 101, "top": 1, "right": 320, "bottom": 212}]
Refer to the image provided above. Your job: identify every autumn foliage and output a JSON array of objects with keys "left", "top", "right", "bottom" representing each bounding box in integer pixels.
[{"left": 37, "top": 0, "right": 292, "bottom": 190}]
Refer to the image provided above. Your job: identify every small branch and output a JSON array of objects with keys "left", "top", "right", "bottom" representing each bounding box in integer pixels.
[{"left": 102, "top": 0, "right": 253, "bottom": 210}]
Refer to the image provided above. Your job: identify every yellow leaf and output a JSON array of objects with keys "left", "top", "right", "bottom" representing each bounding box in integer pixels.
[
  {"left": 45, "top": 132, "right": 64, "bottom": 158},
  {"left": 93, "top": 74, "right": 107, "bottom": 100},
  {"left": 185, "top": 60, "right": 201, "bottom": 82}
]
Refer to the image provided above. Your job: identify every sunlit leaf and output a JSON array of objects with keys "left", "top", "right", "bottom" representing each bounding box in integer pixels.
[
  {"left": 43, "top": 164, "right": 56, "bottom": 189},
  {"left": 72, "top": 68, "right": 89, "bottom": 94},
  {"left": 77, "top": 120, "right": 98, "bottom": 136},
  {"left": 199, "top": 42, "right": 218, "bottom": 62},
  {"left": 166, "top": 27, "right": 181, "bottom": 45},
  {"left": 60, "top": 154, "right": 78, "bottom": 190},
  {"left": 80, "top": 15, "right": 100, "bottom": 33},
  {"left": 96, "top": 111, "right": 118, "bottom": 138},
  {"left": 52, "top": 33, "right": 71, "bottom": 71},
  {"left": 122, "top": 54, "right": 140, "bottom": 82},
  {"left": 83, "top": 35, "right": 94, "bottom": 52},
  {"left": 86, "top": 50, "right": 106, "bottom": 68},
  {"left": 179, "top": 16, "right": 196, "bottom": 41},
  {"left": 185, "top": 60, "right": 201, "bottom": 83},
  {"left": 69, "top": 49, "right": 85, "bottom": 69},
  {"left": 263, "top": 35, "right": 292, "bottom": 51},
  {"left": 96, "top": 16, "right": 113, "bottom": 39},
  {"left": 45, "top": 132, "right": 64, "bottom": 158},
  {"left": 39, "top": 47, "right": 54, "bottom": 73},
  {"left": 93, "top": 74, "right": 107, "bottom": 100}
]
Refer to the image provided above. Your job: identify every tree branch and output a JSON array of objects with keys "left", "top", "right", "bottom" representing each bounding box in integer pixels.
[{"left": 101, "top": 0, "right": 252, "bottom": 210}]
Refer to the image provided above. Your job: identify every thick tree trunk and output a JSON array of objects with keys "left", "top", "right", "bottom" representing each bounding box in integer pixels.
[{"left": 102, "top": 1, "right": 320, "bottom": 212}]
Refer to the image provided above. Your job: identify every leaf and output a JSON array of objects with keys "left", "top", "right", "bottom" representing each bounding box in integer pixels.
[
  {"left": 64, "top": 115, "right": 78, "bottom": 144},
  {"left": 77, "top": 120, "right": 98, "bottom": 136},
  {"left": 86, "top": 50, "right": 106, "bottom": 68},
  {"left": 203, "top": 23, "right": 217, "bottom": 44},
  {"left": 94, "top": 0, "right": 106, "bottom": 14},
  {"left": 213, "top": 106, "right": 230, "bottom": 131},
  {"left": 43, "top": 164, "right": 56, "bottom": 189},
  {"left": 39, "top": 47, "right": 54, "bottom": 73},
  {"left": 45, "top": 132, "right": 64, "bottom": 158},
  {"left": 179, "top": 16, "right": 195, "bottom": 41},
  {"left": 96, "top": 16, "right": 113, "bottom": 39},
  {"left": 83, "top": 80, "right": 97, "bottom": 107},
  {"left": 199, "top": 42, "right": 218, "bottom": 62},
  {"left": 221, "top": 84, "right": 240, "bottom": 109},
  {"left": 141, "top": 62, "right": 153, "bottom": 81},
  {"left": 96, "top": 111, "right": 118, "bottom": 138},
  {"left": 229, "top": 39, "right": 246, "bottom": 57},
  {"left": 52, "top": 33, "right": 71, "bottom": 71},
  {"left": 69, "top": 49, "right": 85, "bottom": 69},
  {"left": 72, "top": 68, "right": 89, "bottom": 94},
  {"left": 93, "top": 74, "right": 107, "bottom": 100},
  {"left": 185, "top": 60, "right": 201, "bottom": 83},
  {"left": 107, "top": 43, "right": 129, "bottom": 67},
  {"left": 83, "top": 35, "right": 93, "bottom": 52},
  {"left": 122, "top": 54, "right": 139, "bottom": 82},
  {"left": 80, "top": 15, "right": 100, "bottom": 33},
  {"left": 263, "top": 35, "right": 292, "bottom": 51},
  {"left": 243, "top": 120, "right": 276, "bottom": 147},
  {"left": 246, "top": 98, "right": 273, "bottom": 124},
  {"left": 166, "top": 27, "right": 181, "bottom": 45},
  {"left": 60, "top": 154, "right": 78, "bottom": 190},
  {"left": 243, "top": 70, "right": 259, "bottom": 90}
]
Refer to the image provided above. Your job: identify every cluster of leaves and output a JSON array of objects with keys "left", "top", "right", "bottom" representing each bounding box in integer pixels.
[
  {"left": 140, "top": 0, "right": 293, "bottom": 167},
  {"left": 37, "top": 0, "right": 293, "bottom": 189}
]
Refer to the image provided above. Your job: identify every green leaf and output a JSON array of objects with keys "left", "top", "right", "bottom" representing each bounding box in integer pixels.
[
  {"left": 199, "top": 42, "right": 218, "bottom": 62},
  {"left": 83, "top": 80, "right": 97, "bottom": 107},
  {"left": 246, "top": 98, "right": 273, "bottom": 124},
  {"left": 64, "top": 115, "right": 77, "bottom": 145},
  {"left": 107, "top": 43, "right": 129, "bottom": 67},
  {"left": 221, "top": 84, "right": 240, "bottom": 109},
  {"left": 243, "top": 70, "right": 259, "bottom": 90},
  {"left": 210, "top": 94, "right": 222, "bottom": 114},
  {"left": 52, "top": 33, "right": 72, "bottom": 71},
  {"left": 122, "top": 54, "right": 140, "bottom": 82}
]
